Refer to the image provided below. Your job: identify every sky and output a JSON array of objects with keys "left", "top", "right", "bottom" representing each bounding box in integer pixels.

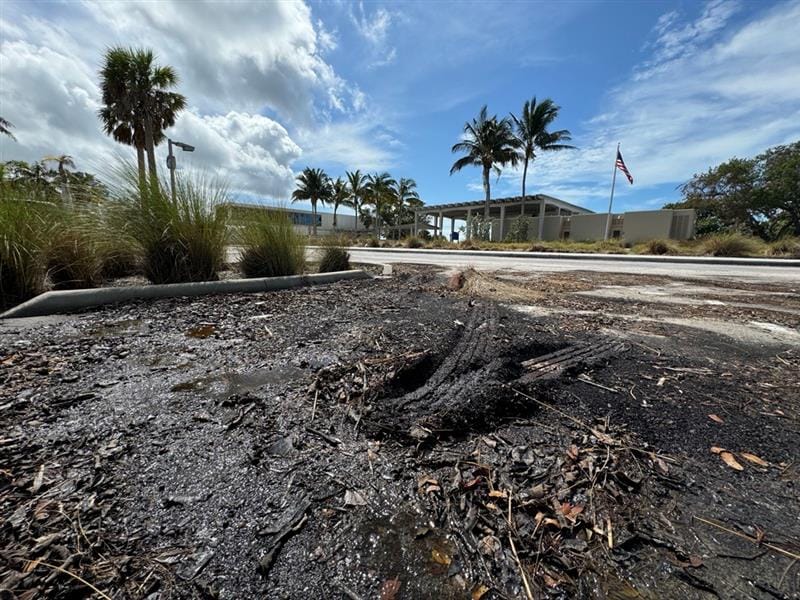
[{"left": 1, "top": 0, "right": 799, "bottom": 215}]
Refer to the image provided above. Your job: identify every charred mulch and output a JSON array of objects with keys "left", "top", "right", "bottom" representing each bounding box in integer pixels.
[{"left": 1, "top": 266, "right": 798, "bottom": 599}]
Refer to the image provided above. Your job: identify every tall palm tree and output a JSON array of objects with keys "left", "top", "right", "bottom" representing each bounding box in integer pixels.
[
  {"left": 450, "top": 105, "right": 520, "bottom": 220},
  {"left": 392, "top": 177, "right": 420, "bottom": 237},
  {"left": 98, "top": 47, "right": 186, "bottom": 184},
  {"left": 511, "top": 97, "right": 575, "bottom": 223},
  {"left": 0, "top": 117, "right": 16, "bottom": 141},
  {"left": 42, "top": 154, "right": 75, "bottom": 204},
  {"left": 331, "top": 177, "right": 349, "bottom": 229},
  {"left": 346, "top": 170, "right": 367, "bottom": 233},
  {"left": 365, "top": 172, "right": 397, "bottom": 237},
  {"left": 292, "top": 167, "right": 332, "bottom": 237}
]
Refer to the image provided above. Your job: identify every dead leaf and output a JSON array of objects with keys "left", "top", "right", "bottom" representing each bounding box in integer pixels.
[
  {"left": 344, "top": 490, "right": 367, "bottom": 506},
  {"left": 710, "top": 446, "right": 725, "bottom": 454},
  {"left": 720, "top": 451, "right": 744, "bottom": 471},
  {"left": 478, "top": 535, "right": 501, "bottom": 556},
  {"left": 471, "top": 584, "right": 490, "bottom": 600},
  {"left": 431, "top": 547, "right": 451, "bottom": 566},
  {"left": 708, "top": 414, "right": 724, "bottom": 424},
  {"left": 689, "top": 555, "right": 703, "bottom": 568},
  {"left": 655, "top": 457, "right": 669, "bottom": 474},
  {"left": 740, "top": 452, "right": 768, "bottom": 467},
  {"left": 488, "top": 489, "right": 507, "bottom": 498},
  {"left": 380, "top": 577, "right": 401, "bottom": 600},
  {"left": 30, "top": 464, "right": 44, "bottom": 493},
  {"left": 566, "top": 444, "right": 580, "bottom": 460}
]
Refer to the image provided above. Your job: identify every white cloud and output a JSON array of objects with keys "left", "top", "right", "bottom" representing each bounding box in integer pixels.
[
  {"left": 0, "top": 1, "right": 397, "bottom": 199},
  {"left": 350, "top": 2, "right": 397, "bottom": 69},
  {"left": 506, "top": 0, "right": 800, "bottom": 208}
]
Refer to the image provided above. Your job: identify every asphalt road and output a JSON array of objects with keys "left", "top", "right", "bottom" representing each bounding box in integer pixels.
[{"left": 340, "top": 248, "right": 800, "bottom": 283}]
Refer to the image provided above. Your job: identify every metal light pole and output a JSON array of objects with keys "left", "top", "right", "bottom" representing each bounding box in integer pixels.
[{"left": 166, "top": 138, "right": 195, "bottom": 201}]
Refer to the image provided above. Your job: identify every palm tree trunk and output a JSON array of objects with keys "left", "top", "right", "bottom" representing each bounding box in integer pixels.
[
  {"left": 333, "top": 204, "right": 338, "bottom": 229},
  {"left": 354, "top": 197, "right": 359, "bottom": 232},
  {"left": 520, "top": 158, "right": 528, "bottom": 216},
  {"left": 312, "top": 199, "right": 318, "bottom": 237},
  {"left": 143, "top": 116, "right": 158, "bottom": 184},
  {"left": 483, "top": 165, "right": 491, "bottom": 241},
  {"left": 136, "top": 146, "right": 146, "bottom": 189}
]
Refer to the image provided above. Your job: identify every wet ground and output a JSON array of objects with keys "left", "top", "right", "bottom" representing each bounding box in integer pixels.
[{"left": 1, "top": 266, "right": 798, "bottom": 599}]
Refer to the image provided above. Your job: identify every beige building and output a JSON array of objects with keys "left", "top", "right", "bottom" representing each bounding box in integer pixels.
[{"left": 414, "top": 195, "right": 696, "bottom": 242}]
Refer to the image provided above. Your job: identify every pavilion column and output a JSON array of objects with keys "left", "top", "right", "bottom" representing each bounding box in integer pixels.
[
  {"left": 450, "top": 217, "right": 456, "bottom": 241},
  {"left": 499, "top": 205, "right": 506, "bottom": 241},
  {"left": 538, "top": 196, "right": 546, "bottom": 240},
  {"left": 466, "top": 209, "right": 473, "bottom": 240},
  {"left": 438, "top": 212, "right": 444, "bottom": 238}
]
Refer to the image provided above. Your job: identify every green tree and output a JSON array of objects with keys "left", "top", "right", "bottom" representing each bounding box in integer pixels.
[
  {"left": 364, "top": 172, "right": 396, "bottom": 237},
  {"left": 390, "top": 177, "right": 421, "bottom": 237},
  {"left": 0, "top": 117, "right": 15, "bottom": 141},
  {"left": 346, "top": 169, "right": 367, "bottom": 232},
  {"left": 330, "top": 177, "right": 349, "bottom": 229},
  {"left": 510, "top": 96, "right": 575, "bottom": 239},
  {"left": 291, "top": 167, "right": 331, "bottom": 237},
  {"left": 758, "top": 141, "right": 800, "bottom": 237},
  {"left": 98, "top": 47, "right": 186, "bottom": 185},
  {"left": 450, "top": 105, "right": 520, "bottom": 219}
]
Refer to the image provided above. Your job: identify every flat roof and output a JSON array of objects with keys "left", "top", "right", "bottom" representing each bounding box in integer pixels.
[{"left": 418, "top": 194, "right": 593, "bottom": 215}]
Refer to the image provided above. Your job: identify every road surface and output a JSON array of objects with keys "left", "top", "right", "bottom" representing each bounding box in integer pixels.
[{"left": 338, "top": 248, "right": 800, "bottom": 283}]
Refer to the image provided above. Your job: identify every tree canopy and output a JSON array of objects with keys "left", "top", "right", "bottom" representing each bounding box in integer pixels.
[{"left": 667, "top": 141, "right": 800, "bottom": 239}]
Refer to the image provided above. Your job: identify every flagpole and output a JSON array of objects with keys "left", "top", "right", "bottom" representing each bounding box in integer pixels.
[{"left": 604, "top": 142, "right": 620, "bottom": 241}]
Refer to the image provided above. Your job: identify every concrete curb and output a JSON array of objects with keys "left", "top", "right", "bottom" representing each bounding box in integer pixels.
[
  {"left": 340, "top": 246, "right": 800, "bottom": 268},
  {"left": 1, "top": 270, "right": 371, "bottom": 319}
]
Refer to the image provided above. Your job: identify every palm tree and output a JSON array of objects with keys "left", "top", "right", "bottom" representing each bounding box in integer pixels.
[
  {"left": 365, "top": 172, "right": 397, "bottom": 237},
  {"left": 346, "top": 170, "right": 367, "bottom": 233},
  {"left": 391, "top": 177, "right": 420, "bottom": 237},
  {"left": 331, "top": 177, "right": 349, "bottom": 229},
  {"left": 42, "top": 154, "right": 75, "bottom": 204},
  {"left": 450, "top": 105, "right": 520, "bottom": 220},
  {"left": 511, "top": 97, "right": 575, "bottom": 223},
  {"left": 0, "top": 117, "right": 16, "bottom": 141},
  {"left": 292, "top": 167, "right": 331, "bottom": 237},
  {"left": 98, "top": 47, "right": 186, "bottom": 184}
]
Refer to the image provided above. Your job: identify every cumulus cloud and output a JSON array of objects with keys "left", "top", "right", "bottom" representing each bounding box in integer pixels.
[{"left": 0, "top": 1, "right": 395, "bottom": 200}]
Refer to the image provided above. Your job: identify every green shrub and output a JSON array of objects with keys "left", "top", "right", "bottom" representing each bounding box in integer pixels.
[
  {"left": 365, "top": 236, "right": 380, "bottom": 248},
  {"left": 109, "top": 167, "right": 229, "bottom": 284},
  {"left": 238, "top": 208, "right": 305, "bottom": 278},
  {"left": 318, "top": 237, "right": 350, "bottom": 272},
  {"left": 766, "top": 236, "right": 800, "bottom": 258},
  {"left": 642, "top": 239, "right": 677, "bottom": 255},
  {"left": 405, "top": 235, "right": 424, "bottom": 248},
  {"left": 701, "top": 233, "right": 760, "bottom": 257},
  {"left": 505, "top": 216, "right": 533, "bottom": 243},
  {"left": 0, "top": 199, "right": 50, "bottom": 309}
]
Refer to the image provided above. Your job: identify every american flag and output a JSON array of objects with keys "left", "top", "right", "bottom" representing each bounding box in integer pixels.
[{"left": 616, "top": 149, "right": 633, "bottom": 184}]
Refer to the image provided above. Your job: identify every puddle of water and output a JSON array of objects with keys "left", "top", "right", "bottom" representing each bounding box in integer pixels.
[
  {"left": 170, "top": 365, "right": 305, "bottom": 396},
  {"left": 186, "top": 324, "right": 217, "bottom": 338},
  {"left": 89, "top": 319, "right": 143, "bottom": 337}
]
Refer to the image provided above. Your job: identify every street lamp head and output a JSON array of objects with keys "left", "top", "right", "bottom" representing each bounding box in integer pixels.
[{"left": 174, "top": 141, "right": 195, "bottom": 152}]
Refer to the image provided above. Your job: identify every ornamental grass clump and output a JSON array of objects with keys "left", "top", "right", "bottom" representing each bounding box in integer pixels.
[
  {"left": 109, "top": 166, "right": 229, "bottom": 284},
  {"left": 701, "top": 233, "right": 760, "bottom": 257},
  {"left": 0, "top": 198, "right": 50, "bottom": 310},
  {"left": 238, "top": 208, "right": 305, "bottom": 278},
  {"left": 318, "top": 236, "right": 350, "bottom": 273},
  {"left": 643, "top": 238, "right": 677, "bottom": 255}
]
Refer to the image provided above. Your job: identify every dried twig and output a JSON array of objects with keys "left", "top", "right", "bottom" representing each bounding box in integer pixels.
[
  {"left": 508, "top": 534, "right": 534, "bottom": 600},
  {"left": 694, "top": 516, "right": 800, "bottom": 561},
  {"left": 29, "top": 560, "right": 112, "bottom": 600}
]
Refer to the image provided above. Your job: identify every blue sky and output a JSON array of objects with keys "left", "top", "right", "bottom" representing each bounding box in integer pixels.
[{"left": 2, "top": 0, "right": 799, "bottom": 214}]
